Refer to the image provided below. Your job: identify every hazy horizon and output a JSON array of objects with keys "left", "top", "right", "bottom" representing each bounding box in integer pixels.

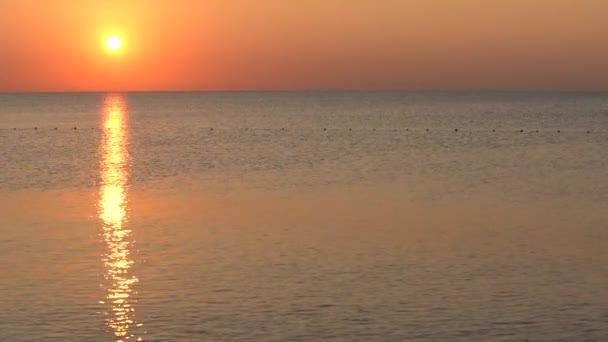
[{"left": 2, "top": 90, "right": 608, "bottom": 95}]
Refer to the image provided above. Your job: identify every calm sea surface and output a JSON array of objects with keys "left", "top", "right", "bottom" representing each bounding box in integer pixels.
[{"left": 1, "top": 92, "right": 607, "bottom": 341}]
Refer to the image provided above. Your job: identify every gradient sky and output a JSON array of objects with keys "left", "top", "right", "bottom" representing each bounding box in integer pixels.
[{"left": 1, "top": 0, "right": 607, "bottom": 92}]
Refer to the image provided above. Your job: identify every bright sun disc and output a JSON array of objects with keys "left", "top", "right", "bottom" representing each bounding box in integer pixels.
[{"left": 106, "top": 36, "right": 122, "bottom": 51}]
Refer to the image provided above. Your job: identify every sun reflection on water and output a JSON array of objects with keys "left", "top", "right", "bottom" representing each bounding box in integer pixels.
[{"left": 98, "top": 94, "right": 142, "bottom": 341}]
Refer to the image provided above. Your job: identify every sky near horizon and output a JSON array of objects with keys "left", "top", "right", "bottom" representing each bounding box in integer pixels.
[{"left": 1, "top": 0, "right": 607, "bottom": 92}]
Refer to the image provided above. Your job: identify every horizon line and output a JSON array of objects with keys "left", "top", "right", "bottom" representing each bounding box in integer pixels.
[{"left": 2, "top": 89, "right": 608, "bottom": 95}]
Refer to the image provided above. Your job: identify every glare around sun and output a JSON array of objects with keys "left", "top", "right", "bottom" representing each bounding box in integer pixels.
[{"left": 105, "top": 36, "right": 122, "bottom": 51}]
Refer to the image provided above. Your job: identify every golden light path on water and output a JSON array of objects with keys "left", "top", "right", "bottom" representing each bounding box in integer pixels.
[{"left": 98, "top": 94, "right": 142, "bottom": 341}]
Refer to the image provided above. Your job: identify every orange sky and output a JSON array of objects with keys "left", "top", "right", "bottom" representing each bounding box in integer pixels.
[{"left": 1, "top": 0, "right": 607, "bottom": 92}]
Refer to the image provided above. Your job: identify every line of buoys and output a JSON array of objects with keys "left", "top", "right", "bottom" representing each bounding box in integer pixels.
[{"left": 5, "top": 127, "right": 602, "bottom": 133}]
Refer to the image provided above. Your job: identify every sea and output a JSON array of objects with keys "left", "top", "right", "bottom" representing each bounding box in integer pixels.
[{"left": 0, "top": 92, "right": 607, "bottom": 341}]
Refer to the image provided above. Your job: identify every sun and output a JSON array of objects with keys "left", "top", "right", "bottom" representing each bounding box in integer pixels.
[{"left": 105, "top": 36, "right": 122, "bottom": 51}]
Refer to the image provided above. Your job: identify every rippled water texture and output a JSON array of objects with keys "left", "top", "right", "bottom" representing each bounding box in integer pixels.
[{"left": 0, "top": 92, "right": 607, "bottom": 341}]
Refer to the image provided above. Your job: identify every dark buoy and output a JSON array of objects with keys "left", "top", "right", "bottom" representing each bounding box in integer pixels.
[
  {"left": 13, "top": 128, "right": 16, "bottom": 130},
  {"left": 210, "top": 127, "right": 213, "bottom": 130},
  {"left": 406, "top": 128, "right": 409, "bottom": 131},
  {"left": 535, "top": 130, "right": 539, "bottom": 133},
  {"left": 323, "top": 128, "right": 327, "bottom": 131},
  {"left": 73, "top": 127, "right": 77, "bottom": 130},
  {"left": 34, "top": 127, "right": 38, "bottom": 130},
  {"left": 587, "top": 130, "right": 590, "bottom": 133},
  {"left": 455, "top": 128, "right": 458, "bottom": 132},
  {"left": 54, "top": 127, "right": 58, "bottom": 130},
  {"left": 281, "top": 128, "right": 284, "bottom": 131},
  {"left": 557, "top": 130, "right": 561, "bottom": 133},
  {"left": 373, "top": 128, "right": 376, "bottom": 131},
  {"left": 492, "top": 129, "right": 495, "bottom": 132},
  {"left": 349, "top": 128, "right": 352, "bottom": 131},
  {"left": 520, "top": 129, "right": 524, "bottom": 133},
  {"left": 426, "top": 128, "right": 429, "bottom": 131}
]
